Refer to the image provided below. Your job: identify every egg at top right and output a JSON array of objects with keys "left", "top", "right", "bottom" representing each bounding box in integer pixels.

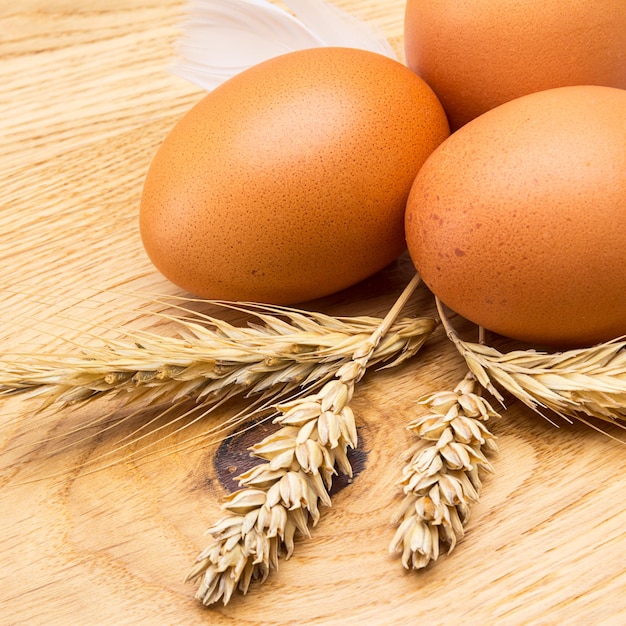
[{"left": 404, "top": 0, "right": 626, "bottom": 131}]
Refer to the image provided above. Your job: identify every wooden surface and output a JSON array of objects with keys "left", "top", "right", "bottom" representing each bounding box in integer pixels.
[{"left": 2, "top": 2, "right": 626, "bottom": 624}]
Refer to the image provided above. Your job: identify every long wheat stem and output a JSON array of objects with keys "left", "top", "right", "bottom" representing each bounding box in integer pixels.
[{"left": 186, "top": 275, "right": 423, "bottom": 605}]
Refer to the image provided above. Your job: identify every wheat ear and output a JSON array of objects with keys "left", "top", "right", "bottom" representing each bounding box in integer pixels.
[
  {"left": 436, "top": 299, "right": 626, "bottom": 424},
  {"left": 186, "top": 274, "right": 423, "bottom": 605},
  {"left": 0, "top": 303, "right": 436, "bottom": 459},
  {"left": 389, "top": 372, "right": 499, "bottom": 569},
  {"left": 0, "top": 305, "right": 436, "bottom": 410}
]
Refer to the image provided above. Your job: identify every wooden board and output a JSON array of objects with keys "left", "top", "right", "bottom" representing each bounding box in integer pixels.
[{"left": 2, "top": 1, "right": 626, "bottom": 623}]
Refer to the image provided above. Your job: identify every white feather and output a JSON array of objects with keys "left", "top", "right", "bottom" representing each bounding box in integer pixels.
[
  {"left": 173, "top": 0, "right": 396, "bottom": 92},
  {"left": 281, "top": 0, "right": 396, "bottom": 56}
]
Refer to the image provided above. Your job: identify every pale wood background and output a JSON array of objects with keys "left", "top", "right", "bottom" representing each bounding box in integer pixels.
[{"left": 2, "top": 1, "right": 626, "bottom": 624}]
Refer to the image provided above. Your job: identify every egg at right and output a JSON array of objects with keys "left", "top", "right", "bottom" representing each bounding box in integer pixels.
[{"left": 404, "top": 84, "right": 626, "bottom": 348}]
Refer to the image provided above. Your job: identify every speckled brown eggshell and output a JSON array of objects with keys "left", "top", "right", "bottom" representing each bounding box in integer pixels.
[
  {"left": 405, "top": 85, "right": 626, "bottom": 347},
  {"left": 404, "top": 0, "right": 626, "bottom": 130},
  {"left": 139, "top": 47, "right": 449, "bottom": 304}
]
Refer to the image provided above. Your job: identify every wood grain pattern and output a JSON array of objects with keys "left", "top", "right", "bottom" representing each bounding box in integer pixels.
[{"left": 2, "top": 2, "right": 626, "bottom": 624}]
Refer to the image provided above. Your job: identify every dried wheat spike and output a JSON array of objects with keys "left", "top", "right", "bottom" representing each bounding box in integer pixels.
[
  {"left": 436, "top": 298, "right": 626, "bottom": 423},
  {"left": 186, "top": 370, "right": 358, "bottom": 605},
  {"left": 186, "top": 275, "right": 423, "bottom": 605},
  {"left": 0, "top": 304, "right": 436, "bottom": 415},
  {"left": 390, "top": 373, "right": 499, "bottom": 569}
]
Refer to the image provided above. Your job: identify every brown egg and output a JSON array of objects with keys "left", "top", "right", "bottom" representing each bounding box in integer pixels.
[
  {"left": 405, "top": 85, "right": 626, "bottom": 347},
  {"left": 404, "top": 0, "right": 626, "bottom": 130},
  {"left": 140, "top": 47, "right": 449, "bottom": 304}
]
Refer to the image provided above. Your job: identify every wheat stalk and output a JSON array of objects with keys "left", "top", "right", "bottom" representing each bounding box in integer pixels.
[
  {"left": 186, "top": 275, "right": 423, "bottom": 605},
  {"left": 389, "top": 372, "right": 499, "bottom": 569},
  {"left": 0, "top": 301, "right": 436, "bottom": 421},
  {"left": 436, "top": 299, "right": 626, "bottom": 424}
]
